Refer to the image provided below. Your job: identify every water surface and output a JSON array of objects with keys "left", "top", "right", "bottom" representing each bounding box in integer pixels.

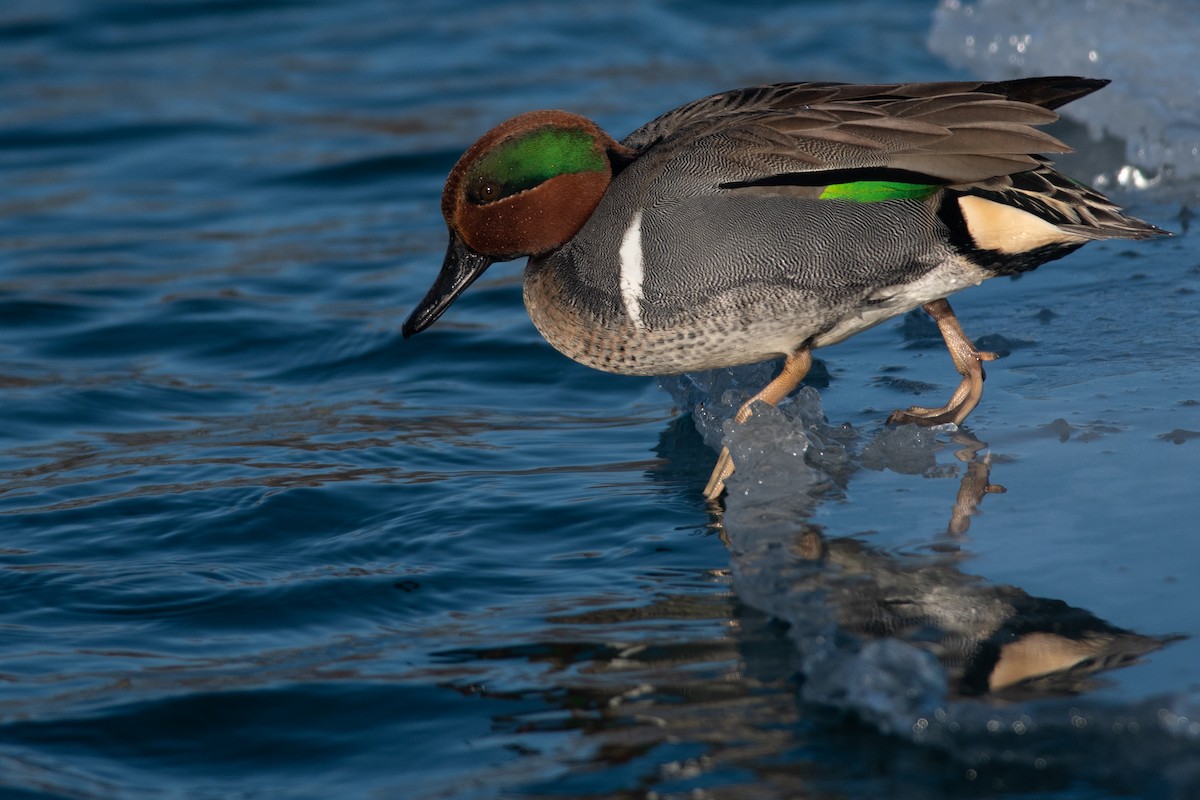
[{"left": 1, "top": 1, "right": 1198, "bottom": 798}]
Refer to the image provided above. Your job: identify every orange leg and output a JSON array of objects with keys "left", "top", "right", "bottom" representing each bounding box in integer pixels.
[
  {"left": 888, "top": 299, "right": 998, "bottom": 427},
  {"left": 703, "top": 348, "right": 812, "bottom": 501}
]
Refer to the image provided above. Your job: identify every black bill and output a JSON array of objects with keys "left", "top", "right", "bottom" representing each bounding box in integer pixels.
[{"left": 402, "top": 233, "right": 496, "bottom": 338}]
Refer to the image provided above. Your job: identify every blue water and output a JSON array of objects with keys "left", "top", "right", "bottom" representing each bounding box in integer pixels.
[{"left": 2, "top": 1, "right": 1199, "bottom": 798}]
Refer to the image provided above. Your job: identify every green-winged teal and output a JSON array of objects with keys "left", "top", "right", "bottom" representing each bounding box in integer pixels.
[{"left": 403, "top": 77, "right": 1165, "bottom": 500}]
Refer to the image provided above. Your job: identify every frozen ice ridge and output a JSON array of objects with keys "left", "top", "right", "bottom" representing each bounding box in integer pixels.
[
  {"left": 929, "top": 0, "right": 1200, "bottom": 191},
  {"left": 662, "top": 364, "right": 861, "bottom": 506}
]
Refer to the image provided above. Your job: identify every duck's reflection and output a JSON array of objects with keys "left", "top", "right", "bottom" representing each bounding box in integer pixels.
[
  {"left": 438, "top": 424, "right": 1179, "bottom": 797},
  {"left": 782, "top": 524, "right": 1171, "bottom": 700},
  {"left": 709, "top": 427, "right": 1172, "bottom": 700}
]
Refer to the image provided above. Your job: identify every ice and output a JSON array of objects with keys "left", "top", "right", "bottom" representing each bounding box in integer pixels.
[
  {"left": 662, "top": 364, "right": 950, "bottom": 530},
  {"left": 665, "top": 362, "right": 784, "bottom": 450},
  {"left": 929, "top": 0, "right": 1200, "bottom": 192},
  {"left": 665, "top": 362, "right": 1200, "bottom": 791},
  {"left": 663, "top": 365, "right": 940, "bottom": 492},
  {"left": 800, "top": 638, "right": 948, "bottom": 735},
  {"left": 860, "top": 424, "right": 939, "bottom": 475}
]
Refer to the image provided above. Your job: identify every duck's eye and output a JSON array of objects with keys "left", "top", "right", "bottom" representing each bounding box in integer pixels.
[{"left": 467, "top": 178, "right": 503, "bottom": 206}]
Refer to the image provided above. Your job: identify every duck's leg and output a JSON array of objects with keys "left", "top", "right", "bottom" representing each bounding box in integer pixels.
[
  {"left": 888, "top": 298, "right": 998, "bottom": 427},
  {"left": 703, "top": 348, "right": 812, "bottom": 501}
]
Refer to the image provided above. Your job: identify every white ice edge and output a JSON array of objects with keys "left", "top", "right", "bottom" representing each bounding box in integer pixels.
[{"left": 929, "top": 0, "right": 1200, "bottom": 191}]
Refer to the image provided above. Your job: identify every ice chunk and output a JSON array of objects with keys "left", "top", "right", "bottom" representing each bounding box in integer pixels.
[
  {"left": 801, "top": 638, "right": 948, "bottom": 734},
  {"left": 662, "top": 362, "right": 783, "bottom": 449},
  {"left": 664, "top": 364, "right": 942, "bottom": 500},
  {"left": 860, "top": 424, "right": 939, "bottom": 474},
  {"left": 929, "top": 0, "right": 1200, "bottom": 188}
]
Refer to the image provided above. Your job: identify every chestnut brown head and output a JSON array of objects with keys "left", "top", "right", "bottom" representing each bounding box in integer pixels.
[{"left": 403, "top": 110, "right": 632, "bottom": 338}]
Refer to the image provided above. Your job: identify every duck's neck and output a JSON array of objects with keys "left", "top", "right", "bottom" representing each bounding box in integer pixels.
[{"left": 525, "top": 244, "right": 625, "bottom": 326}]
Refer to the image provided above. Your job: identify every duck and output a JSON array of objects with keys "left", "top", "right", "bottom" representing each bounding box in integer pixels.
[{"left": 402, "top": 77, "right": 1166, "bottom": 500}]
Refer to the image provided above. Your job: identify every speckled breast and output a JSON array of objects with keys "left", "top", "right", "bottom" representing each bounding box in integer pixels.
[{"left": 521, "top": 257, "right": 810, "bottom": 377}]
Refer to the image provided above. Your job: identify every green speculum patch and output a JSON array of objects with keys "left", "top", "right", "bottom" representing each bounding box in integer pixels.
[
  {"left": 819, "top": 181, "right": 939, "bottom": 203},
  {"left": 466, "top": 128, "right": 605, "bottom": 205}
]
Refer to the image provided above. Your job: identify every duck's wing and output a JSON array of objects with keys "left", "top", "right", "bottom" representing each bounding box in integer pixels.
[{"left": 620, "top": 77, "right": 1105, "bottom": 187}]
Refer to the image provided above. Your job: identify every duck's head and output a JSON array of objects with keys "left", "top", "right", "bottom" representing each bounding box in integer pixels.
[{"left": 402, "top": 110, "right": 634, "bottom": 338}]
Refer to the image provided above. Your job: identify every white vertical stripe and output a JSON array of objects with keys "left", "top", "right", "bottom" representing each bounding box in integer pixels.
[{"left": 618, "top": 210, "right": 645, "bottom": 329}]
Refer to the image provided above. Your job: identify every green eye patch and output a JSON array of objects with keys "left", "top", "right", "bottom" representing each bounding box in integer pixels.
[{"left": 466, "top": 128, "right": 606, "bottom": 205}]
